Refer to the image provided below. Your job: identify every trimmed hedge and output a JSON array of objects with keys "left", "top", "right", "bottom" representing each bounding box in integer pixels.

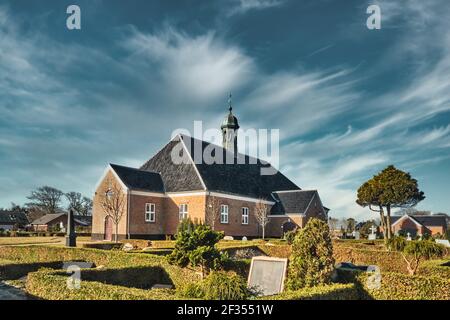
[
  {"left": 257, "top": 244, "right": 291, "bottom": 258},
  {"left": 338, "top": 269, "right": 450, "bottom": 300},
  {"left": 82, "top": 242, "right": 122, "bottom": 250},
  {"left": 0, "top": 246, "right": 199, "bottom": 290},
  {"left": 333, "top": 244, "right": 407, "bottom": 273},
  {"left": 262, "top": 283, "right": 359, "bottom": 300},
  {"left": 418, "top": 259, "right": 450, "bottom": 278},
  {"left": 120, "top": 239, "right": 152, "bottom": 250},
  {"left": 151, "top": 240, "right": 176, "bottom": 249},
  {"left": 26, "top": 270, "right": 178, "bottom": 300}
]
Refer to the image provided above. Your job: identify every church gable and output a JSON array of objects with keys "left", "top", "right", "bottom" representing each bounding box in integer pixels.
[{"left": 140, "top": 137, "right": 205, "bottom": 192}]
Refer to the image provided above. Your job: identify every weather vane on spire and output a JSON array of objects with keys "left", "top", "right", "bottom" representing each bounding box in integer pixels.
[{"left": 228, "top": 92, "right": 232, "bottom": 112}]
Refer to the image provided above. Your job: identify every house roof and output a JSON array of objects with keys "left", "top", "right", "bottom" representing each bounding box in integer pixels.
[
  {"left": 270, "top": 190, "right": 317, "bottom": 215},
  {"left": 31, "top": 213, "right": 65, "bottom": 225},
  {"left": 140, "top": 134, "right": 300, "bottom": 199},
  {"left": 0, "top": 210, "right": 29, "bottom": 225},
  {"left": 391, "top": 215, "right": 447, "bottom": 228},
  {"left": 110, "top": 164, "right": 165, "bottom": 193},
  {"left": 31, "top": 213, "right": 92, "bottom": 226}
]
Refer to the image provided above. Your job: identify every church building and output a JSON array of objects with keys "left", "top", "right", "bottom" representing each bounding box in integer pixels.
[{"left": 91, "top": 100, "right": 328, "bottom": 240}]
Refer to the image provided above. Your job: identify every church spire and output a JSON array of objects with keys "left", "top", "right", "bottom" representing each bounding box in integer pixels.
[{"left": 221, "top": 93, "right": 239, "bottom": 155}]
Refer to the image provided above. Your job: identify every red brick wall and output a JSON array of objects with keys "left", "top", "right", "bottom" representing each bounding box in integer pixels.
[
  {"left": 128, "top": 194, "right": 166, "bottom": 236},
  {"left": 92, "top": 170, "right": 129, "bottom": 240}
]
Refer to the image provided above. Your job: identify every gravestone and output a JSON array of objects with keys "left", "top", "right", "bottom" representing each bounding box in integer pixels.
[
  {"left": 353, "top": 231, "right": 360, "bottom": 240},
  {"left": 406, "top": 232, "right": 412, "bottom": 241},
  {"left": 247, "top": 256, "right": 287, "bottom": 296},
  {"left": 122, "top": 243, "right": 134, "bottom": 251},
  {"left": 368, "top": 225, "right": 377, "bottom": 240},
  {"left": 65, "top": 208, "right": 77, "bottom": 247},
  {"left": 436, "top": 239, "right": 450, "bottom": 248},
  {"left": 152, "top": 284, "right": 174, "bottom": 289},
  {"left": 62, "top": 261, "right": 95, "bottom": 270},
  {"left": 242, "top": 236, "right": 248, "bottom": 242}
]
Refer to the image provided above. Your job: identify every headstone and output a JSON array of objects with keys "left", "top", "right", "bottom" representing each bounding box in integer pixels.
[
  {"left": 242, "top": 236, "right": 248, "bottom": 242},
  {"left": 368, "top": 225, "right": 377, "bottom": 240},
  {"left": 436, "top": 239, "right": 450, "bottom": 248},
  {"left": 223, "top": 236, "right": 234, "bottom": 241},
  {"left": 122, "top": 243, "right": 134, "bottom": 251},
  {"left": 247, "top": 256, "right": 288, "bottom": 296},
  {"left": 62, "top": 261, "right": 95, "bottom": 270},
  {"left": 406, "top": 232, "right": 412, "bottom": 241},
  {"left": 353, "top": 231, "right": 360, "bottom": 240},
  {"left": 152, "top": 284, "right": 174, "bottom": 289},
  {"left": 65, "top": 209, "right": 77, "bottom": 247}
]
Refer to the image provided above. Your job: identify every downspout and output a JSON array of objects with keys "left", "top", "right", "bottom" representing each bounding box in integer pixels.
[{"left": 127, "top": 190, "right": 131, "bottom": 239}]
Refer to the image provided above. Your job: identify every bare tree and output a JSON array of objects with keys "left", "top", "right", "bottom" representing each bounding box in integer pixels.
[
  {"left": 26, "top": 186, "right": 64, "bottom": 215},
  {"left": 205, "top": 195, "right": 220, "bottom": 230},
  {"left": 255, "top": 199, "right": 270, "bottom": 240},
  {"left": 99, "top": 179, "right": 126, "bottom": 242}
]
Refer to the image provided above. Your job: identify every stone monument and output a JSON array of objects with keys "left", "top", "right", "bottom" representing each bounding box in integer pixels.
[
  {"left": 368, "top": 225, "right": 377, "bottom": 240},
  {"left": 65, "top": 208, "right": 77, "bottom": 247},
  {"left": 247, "top": 256, "right": 288, "bottom": 296}
]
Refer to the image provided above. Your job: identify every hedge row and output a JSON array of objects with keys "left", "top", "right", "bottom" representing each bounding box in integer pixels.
[
  {"left": 333, "top": 245, "right": 407, "bottom": 273},
  {"left": 26, "top": 270, "right": 178, "bottom": 300},
  {"left": 257, "top": 245, "right": 291, "bottom": 258},
  {"left": 262, "top": 283, "right": 359, "bottom": 300},
  {"left": 418, "top": 259, "right": 450, "bottom": 279},
  {"left": 82, "top": 242, "right": 122, "bottom": 250},
  {"left": 120, "top": 239, "right": 152, "bottom": 249},
  {"left": 338, "top": 270, "right": 450, "bottom": 300},
  {"left": 0, "top": 246, "right": 199, "bottom": 290}
]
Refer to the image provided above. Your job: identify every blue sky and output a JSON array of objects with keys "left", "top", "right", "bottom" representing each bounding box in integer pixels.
[{"left": 0, "top": 0, "right": 449, "bottom": 220}]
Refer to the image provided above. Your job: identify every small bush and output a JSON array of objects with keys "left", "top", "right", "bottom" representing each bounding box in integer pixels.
[
  {"left": 283, "top": 229, "right": 297, "bottom": 245},
  {"left": 287, "top": 218, "right": 334, "bottom": 290},
  {"left": 386, "top": 236, "right": 407, "bottom": 252},
  {"left": 180, "top": 271, "right": 250, "bottom": 300},
  {"left": 167, "top": 224, "right": 226, "bottom": 277}
]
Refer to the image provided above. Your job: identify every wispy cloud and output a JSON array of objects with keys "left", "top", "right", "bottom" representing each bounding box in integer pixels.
[{"left": 227, "top": 0, "right": 284, "bottom": 16}]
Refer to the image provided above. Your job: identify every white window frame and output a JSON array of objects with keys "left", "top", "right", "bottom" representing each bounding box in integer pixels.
[
  {"left": 179, "top": 204, "right": 188, "bottom": 220},
  {"left": 220, "top": 205, "right": 229, "bottom": 224},
  {"left": 241, "top": 207, "right": 249, "bottom": 225},
  {"left": 145, "top": 203, "right": 156, "bottom": 222}
]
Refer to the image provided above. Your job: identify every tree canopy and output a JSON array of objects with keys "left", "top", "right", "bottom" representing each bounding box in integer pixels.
[{"left": 356, "top": 165, "right": 425, "bottom": 239}]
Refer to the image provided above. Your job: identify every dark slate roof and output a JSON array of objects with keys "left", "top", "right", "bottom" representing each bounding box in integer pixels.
[
  {"left": 392, "top": 215, "right": 447, "bottom": 228},
  {"left": 270, "top": 190, "right": 317, "bottom": 215},
  {"left": 140, "top": 139, "right": 204, "bottom": 192},
  {"left": 110, "top": 164, "right": 165, "bottom": 193},
  {"left": 0, "top": 210, "right": 29, "bottom": 225},
  {"left": 141, "top": 135, "right": 300, "bottom": 199},
  {"left": 31, "top": 213, "right": 65, "bottom": 225}
]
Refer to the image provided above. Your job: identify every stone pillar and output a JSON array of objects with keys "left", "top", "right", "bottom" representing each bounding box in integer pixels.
[{"left": 65, "top": 208, "right": 77, "bottom": 247}]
